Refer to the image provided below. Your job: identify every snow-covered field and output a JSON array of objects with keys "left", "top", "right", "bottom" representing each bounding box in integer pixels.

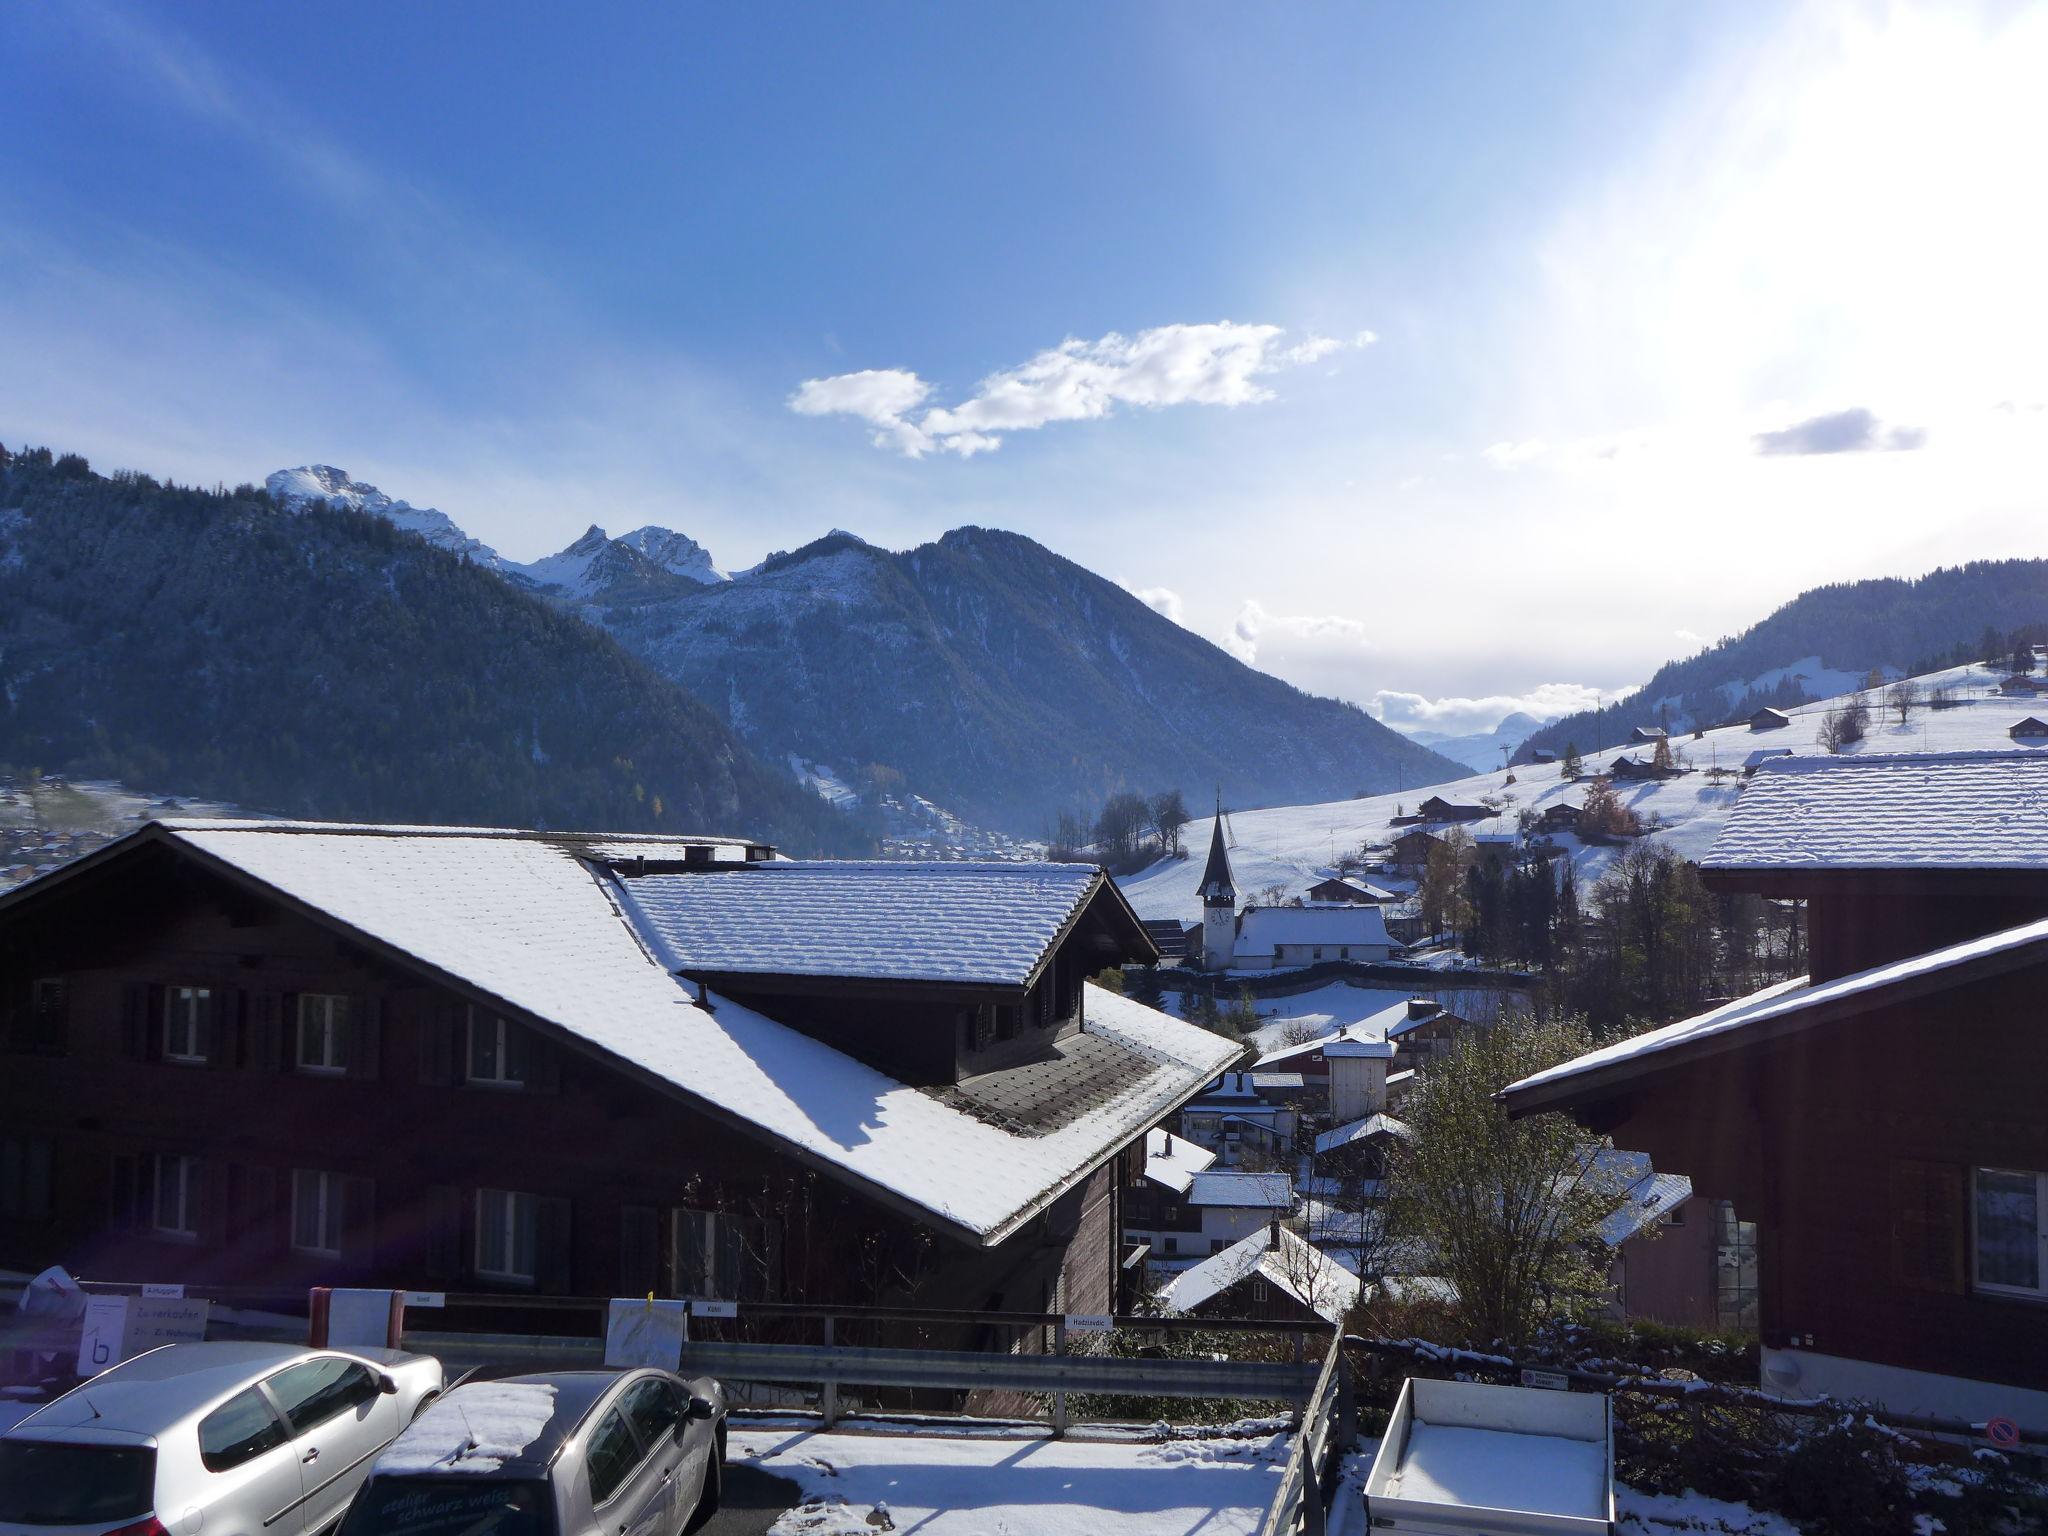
[
  {"left": 1122, "top": 663, "right": 2037, "bottom": 921},
  {"left": 732, "top": 1423, "right": 1291, "bottom": 1535}
]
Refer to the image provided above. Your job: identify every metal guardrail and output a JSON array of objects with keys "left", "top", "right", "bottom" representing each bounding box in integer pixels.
[{"left": 1258, "top": 1332, "right": 1353, "bottom": 1536}]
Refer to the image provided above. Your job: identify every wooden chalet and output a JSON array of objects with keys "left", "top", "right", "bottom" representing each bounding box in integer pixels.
[
  {"left": 1386, "top": 828, "right": 1443, "bottom": 874},
  {"left": 1157, "top": 1222, "right": 1360, "bottom": 1327},
  {"left": 0, "top": 821, "right": 1237, "bottom": 1328},
  {"left": 1532, "top": 802, "right": 1582, "bottom": 835},
  {"left": 1629, "top": 726, "right": 1669, "bottom": 744},
  {"left": 2009, "top": 717, "right": 2048, "bottom": 741},
  {"left": 1749, "top": 707, "right": 1792, "bottom": 731},
  {"left": 1414, "top": 796, "right": 1492, "bottom": 825},
  {"left": 1502, "top": 752, "right": 2048, "bottom": 1427},
  {"left": 1304, "top": 875, "right": 1392, "bottom": 906}
]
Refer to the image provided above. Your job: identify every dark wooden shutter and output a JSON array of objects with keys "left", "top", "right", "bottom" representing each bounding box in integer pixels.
[
  {"left": 620, "top": 1205, "right": 660, "bottom": 1297},
  {"left": 197, "top": 1159, "right": 230, "bottom": 1246},
  {"left": 523, "top": 1029, "right": 560, "bottom": 1094},
  {"left": 122, "top": 983, "right": 161, "bottom": 1059},
  {"left": 424, "top": 1185, "right": 465, "bottom": 1279},
  {"left": 420, "top": 1000, "right": 458, "bottom": 1086},
  {"left": 239, "top": 1165, "right": 282, "bottom": 1255},
  {"left": 348, "top": 997, "right": 382, "bottom": 1081},
  {"left": 255, "top": 993, "right": 287, "bottom": 1073},
  {"left": 109, "top": 1152, "right": 143, "bottom": 1233},
  {"left": 341, "top": 1176, "right": 378, "bottom": 1270},
  {"left": 674, "top": 1208, "right": 709, "bottom": 1297},
  {"left": 1893, "top": 1159, "right": 1966, "bottom": 1294},
  {"left": 201, "top": 988, "right": 229, "bottom": 1067},
  {"left": 0, "top": 970, "right": 24, "bottom": 1052},
  {"left": 534, "top": 1196, "right": 572, "bottom": 1293}
]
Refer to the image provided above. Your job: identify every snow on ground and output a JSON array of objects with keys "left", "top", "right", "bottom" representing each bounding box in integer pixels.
[
  {"left": 731, "top": 1424, "right": 1290, "bottom": 1536},
  {"left": 1121, "top": 663, "right": 2034, "bottom": 920}
]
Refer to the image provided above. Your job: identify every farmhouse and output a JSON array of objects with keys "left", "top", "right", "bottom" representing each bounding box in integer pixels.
[
  {"left": 1748, "top": 707, "right": 1792, "bottom": 731},
  {"left": 1386, "top": 827, "right": 1442, "bottom": 875},
  {"left": 1230, "top": 903, "right": 1397, "bottom": 969},
  {"left": 1502, "top": 751, "right": 2048, "bottom": 1425},
  {"left": 0, "top": 820, "right": 1236, "bottom": 1324},
  {"left": 1303, "top": 875, "right": 1394, "bottom": 905},
  {"left": 1385, "top": 998, "right": 1472, "bottom": 1068},
  {"left": 2010, "top": 716, "right": 2048, "bottom": 741},
  {"left": 1629, "top": 725, "right": 1669, "bottom": 744},
  {"left": 1414, "top": 795, "right": 1491, "bottom": 824},
  {"left": 1158, "top": 1221, "right": 1360, "bottom": 1326},
  {"left": 1532, "top": 802, "right": 1582, "bottom": 835}
]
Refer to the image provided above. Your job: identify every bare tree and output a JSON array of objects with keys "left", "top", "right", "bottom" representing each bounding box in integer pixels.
[
  {"left": 1884, "top": 679, "right": 1920, "bottom": 725},
  {"left": 1149, "top": 789, "right": 1191, "bottom": 858}
]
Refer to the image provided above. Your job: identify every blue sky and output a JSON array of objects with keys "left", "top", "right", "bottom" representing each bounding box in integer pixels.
[{"left": 5, "top": 2, "right": 2045, "bottom": 733}]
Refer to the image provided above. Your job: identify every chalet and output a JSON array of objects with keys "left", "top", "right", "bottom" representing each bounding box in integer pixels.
[
  {"left": 1178, "top": 1072, "right": 1303, "bottom": 1166},
  {"left": 1181, "top": 1172, "right": 1295, "bottom": 1253},
  {"left": 1415, "top": 796, "right": 1492, "bottom": 825},
  {"left": 1742, "top": 748, "right": 1794, "bottom": 777},
  {"left": 1610, "top": 754, "right": 1685, "bottom": 783},
  {"left": 1158, "top": 1222, "right": 1360, "bottom": 1326},
  {"left": 1385, "top": 998, "right": 1472, "bottom": 1068},
  {"left": 1502, "top": 752, "right": 2048, "bottom": 1426},
  {"left": 1629, "top": 726, "right": 1669, "bottom": 744},
  {"left": 0, "top": 820, "right": 1237, "bottom": 1328},
  {"left": 1749, "top": 707, "right": 1792, "bottom": 731},
  {"left": 2009, "top": 717, "right": 2048, "bottom": 741},
  {"left": 1304, "top": 875, "right": 1394, "bottom": 905},
  {"left": 1257, "top": 1022, "right": 1395, "bottom": 1121},
  {"left": 1387, "top": 828, "right": 1442, "bottom": 875},
  {"left": 1119, "top": 1128, "right": 1216, "bottom": 1259},
  {"left": 1593, "top": 1153, "right": 1711, "bottom": 1330},
  {"left": 1997, "top": 674, "right": 2048, "bottom": 697},
  {"left": 1229, "top": 904, "right": 1397, "bottom": 969},
  {"left": 1311, "top": 1112, "right": 1411, "bottom": 1185},
  {"left": 1527, "top": 748, "right": 1558, "bottom": 765},
  {"left": 1532, "top": 802, "right": 1582, "bottom": 835}
]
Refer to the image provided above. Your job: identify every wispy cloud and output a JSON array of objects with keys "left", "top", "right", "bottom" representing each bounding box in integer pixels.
[
  {"left": 1115, "top": 579, "right": 1186, "bottom": 626},
  {"left": 1222, "top": 600, "right": 1374, "bottom": 668},
  {"left": 1370, "top": 682, "right": 1632, "bottom": 738},
  {"left": 791, "top": 322, "right": 1369, "bottom": 459},
  {"left": 1752, "top": 406, "right": 1927, "bottom": 456}
]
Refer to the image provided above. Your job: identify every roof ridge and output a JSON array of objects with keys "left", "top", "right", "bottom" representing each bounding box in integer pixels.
[{"left": 158, "top": 818, "right": 754, "bottom": 845}]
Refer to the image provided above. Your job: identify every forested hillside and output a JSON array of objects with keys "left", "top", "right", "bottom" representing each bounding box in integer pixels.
[
  {"left": 0, "top": 447, "right": 866, "bottom": 852},
  {"left": 1520, "top": 559, "right": 2048, "bottom": 758}
]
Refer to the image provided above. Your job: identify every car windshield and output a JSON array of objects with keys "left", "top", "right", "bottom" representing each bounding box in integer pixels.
[
  {"left": 0, "top": 1441, "right": 156, "bottom": 1525},
  {"left": 336, "top": 1477, "right": 555, "bottom": 1536}
]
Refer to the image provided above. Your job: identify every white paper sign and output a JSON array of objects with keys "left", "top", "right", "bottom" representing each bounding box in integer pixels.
[
  {"left": 76, "top": 1295, "right": 130, "bottom": 1376},
  {"left": 605, "top": 1299, "right": 688, "bottom": 1371},
  {"left": 403, "top": 1291, "right": 446, "bottom": 1309},
  {"left": 1065, "top": 1314, "right": 1115, "bottom": 1333},
  {"left": 326, "top": 1289, "right": 400, "bottom": 1349},
  {"left": 140, "top": 1283, "right": 185, "bottom": 1299},
  {"left": 76, "top": 1294, "right": 210, "bottom": 1375},
  {"left": 688, "top": 1299, "right": 737, "bottom": 1319}
]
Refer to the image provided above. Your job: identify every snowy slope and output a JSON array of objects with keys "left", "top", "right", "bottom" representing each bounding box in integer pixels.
[
  {"left": 1406, "top": 712, "right": 1541, "bottom": 775},
  {"left": 267, "top": 464, "right": 512, "bottom": 569},
  {"left": 1120, "top": 662, "right": 2039, "bottom": 921}
]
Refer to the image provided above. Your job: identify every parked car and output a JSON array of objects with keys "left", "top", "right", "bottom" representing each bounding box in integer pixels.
[
  {"left": 336, "top": 1369, "right": 726, "bottom": 1536},
  {"left": 0, "top": 1340, "right": 444, "bottom": 1536}
]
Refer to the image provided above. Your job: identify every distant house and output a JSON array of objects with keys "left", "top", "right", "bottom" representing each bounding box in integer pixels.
[
  {"left": 1503, "top": 751, "right": 2048, "bottom": 1424},
  {"left": 1141, "top": 918, "right": 1190, "bottom": 962},
  {"left": 1120, "top": 1128, "right": 1217, "bottom": 1258},
  {"left": 1415, "top": 795, "right": 1492, "bottom": 824},
  {"left": 1158, "top": 1221, "right": 1361, "bottom": 1326},
  {"left": 1749, "top": 707, "right": 1792, "bottom": 731},
  {"left": 1311, "top": 1111, "right": 1411, "bottom": 1184},
  {"left": 1180, "top": 1072, "right": 1304, "bottom": 1167},
  {"left": 1230, "top": 904, "right": 1398, "bottom": 969},
  {"left": 1629, "top": 726, "right": 1669, "bottom": 744},
  {"left": 2010, "top": 717, "right": 2048, "bottom": 740},
  {"left": 1593, "top": 1152, "right": 1711, "bottom": 1329},
  {"left": 1387, "top": 828, "right": 1442, "bottom": 874},
  {"left": 1998, "top": 674, "right": 2048, "bottom": 696},
  {"left": 1304, "top": 875, "right": 1394, "bottom": 905},
  {"left": 1742, "top": 748, "right": 1795, "bottom": 776},
  {"left": 1385, "top": 998, "right": 1472, "bottom": 1068},
  {"left": 1137, "top": 1171, "right": 1298, "bottom": 1258},
  {"left": 1533, "top": 803, "right": 1582, "bottom": 835},
  {"left": 1609, "top": 755, "right": 1659, "bottom": 782},
  {"left": 1527, "top": 748, "right": 1558, "bottom": 765},
  {"left": 1260, "top": 1014, "right": 1400, "bottom": 1121}
]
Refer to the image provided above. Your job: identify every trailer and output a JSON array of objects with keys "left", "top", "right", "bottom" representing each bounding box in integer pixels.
[{"left": 1362, "top": 1376, "right": 1615, "bottom": 1535}]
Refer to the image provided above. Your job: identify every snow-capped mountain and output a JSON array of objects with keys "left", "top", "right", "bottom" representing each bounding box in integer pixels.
[
  {"left": 1406, "top": 711, "right": 1541, "bottom": 775},
  {"left": 266, "top": 465, "right": 510, "bottom": 570},
  {"left": 615, "top": 526, "right": 726, "bottom": 585}
]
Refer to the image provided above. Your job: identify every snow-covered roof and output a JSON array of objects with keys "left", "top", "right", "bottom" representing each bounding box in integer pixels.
[
  {"left": 1502, "top": 911, "right": 2048, "bottom": 1111},
  {"left": 1741, "top": 748, "right": 1795, "bottom": 770},
  {"left": 1187, "top": 1171, "right": 1294, "bottom": 1210},
  {"left": 29, "top": 821, "right": 1234, "bottom": 1245},
  {"left": 1142, "top": 1128, "right": 1217, "bottom": 1195},
  {"left": 1255, "top": 1003, "right": 1407, "bottom": 1068},
  {"left": 1158, "top": 1224, "right": 1361, "bottom": 1324},
  {"left": 1248, "top": 1071, "right": 1305, "bottom": 1091},
  {"left": 1313, "top": 1113, "right": 1412, "bottom": 1155},
  {"left": 617, "top": 860, "right": 1114, "bottom": 986},
  {"left": 1704, "top": 751, "right": 2048, "bottom": 871},
  {"left": 1599, "top": 1159, "right": 1693, "bottom": 1247},
  {"left": 1233, "top": 903, "right": 1393, "bottom": 958},
  {"left": 1324, "top": 1038, "right": 1395, "bottom": 1059}
]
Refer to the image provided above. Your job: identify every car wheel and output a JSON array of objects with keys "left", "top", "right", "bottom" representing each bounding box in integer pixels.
[{"left": 410, "top": 1392, "right": 438, "bottom": 1423}]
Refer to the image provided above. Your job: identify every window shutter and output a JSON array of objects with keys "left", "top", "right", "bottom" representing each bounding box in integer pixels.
[
  {"left": 620, "top": 1205, "right": 659, "bottom": 1297},
  {"left": 198, "top": 1159, "right": 230, "bottom": 1246},
  {"left": 121, "top": 983, "right": 153, "bottom": 1059},
  {"left": 534, "top": 1196, "right": 572, "bottom": 1294},
  {"left": 201, "top": 988, "right": 228, "bottom": 1066},
  {"left": 109, "top": 1152, "right": 142, "bottom": 1233},
  {"left": 524, "top": 1030, "right": 560, "bottom": 1094},
  {"left": 239, "top": 1164, "right": 282, "bottom": 1255},
  {"left": 348, "top": 997, "right": 382, "bottom": 1081},
  {"left": 420, "top": 1000, "right": 458, "bottom": 1086},
  {"left": 673, "top": 1209, "right": 710, "bottom": 1298},
  {"left": 1893, "top": 1159, "right": 1965, "bottom": 1294},
  {"left": 424, "top": 1185, "right": 465, "bottom": 1279},
  {"left": 341, "top": 1176, "right": 378, "bottom": 1270},
  {"left": 0, "top": 971, "right": 26, "bottom": 1052},
  {"left": 713, "top": 1218, "right": 743, "bottom": 1301},
  {"left": 256, "top": 993, "right": 287, "bottom": 1073}
]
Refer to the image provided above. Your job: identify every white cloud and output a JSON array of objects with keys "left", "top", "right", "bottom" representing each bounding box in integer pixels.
[
  {"left": 1223, "top": 599, "right": 1375, "bottom": 668},
  {"left": 1116, "top": 578, "right": 1185, "bottom": 625},
  {"left": 1369, "top": 682, "right": 1634, "bottom": 739},
  {"left": 1481, "top": 439, "right": 1547, "bottom": 469},
  {"left": 792, "top": 322, "right": 1370, "bottom": 459}
]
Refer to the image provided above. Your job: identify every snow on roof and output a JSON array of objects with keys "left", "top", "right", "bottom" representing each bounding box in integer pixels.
[
  {"left": 1314, "top": 1113, "right": 1412, "bottom": 1155},
  {"left": 1187, "top": 1171, "right": 1293, "bottom": 1209},
  {"left": 1248, "top": 1071, "right": 1305, "bottom": 1090},
  {"left": 1233, "top": 903, "right": 1393, "bottom": 958},
  {"left": 1502, "top": 910, "right": 2048, "bottom": 1107},
  {"left": 379, "top": 1381, "right": 560, "bottom": 1474},
  {"left": 1600, "top": 1165, "right": 1693, "bottom": 1247},
  {"left": 112, "top": 822, "right": 1236, "bottom": 1244},
  {"left": 1255, "top": 1002, "right": 1408, "bottom": 1067},
  {"left": 1142, "top": 1127, "right": 1217, "bottom": 1194},
  {"left": 1741, "top": 748, "right": 1795, "bottom": 769},
  {"left": 1704, "top": 751, "right": 2048, "bottom": 871},
  {"left": 1158, "top": 1224, "right": 1362, "bottom": 1324},
  {"left": 617, "top": 861, "right": 1105, "bottom": 986}
]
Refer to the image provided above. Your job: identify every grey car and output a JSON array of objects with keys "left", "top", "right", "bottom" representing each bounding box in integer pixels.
[
  {"left": 0, "top": 1340, "right": 444, "bottom": 1536},
  {"left": 336, "top": 1369, "right": 726, "bottom": 1536}
]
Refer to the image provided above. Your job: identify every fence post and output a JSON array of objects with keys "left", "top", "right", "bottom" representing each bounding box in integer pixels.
[
  {"left": 820, "top": 1315, "right": 839, "bottom": 1429},
  {"left": 1337, "top": 1355, "right": 1357, "bottom": 1449},
  {"left": 1051, "top": 1318, "right": 1069, "bottom": 1438}
]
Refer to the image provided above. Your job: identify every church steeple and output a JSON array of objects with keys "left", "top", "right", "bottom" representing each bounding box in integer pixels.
[{"left": 1199, "top": 796, "right": 1234, "bottom": 909}]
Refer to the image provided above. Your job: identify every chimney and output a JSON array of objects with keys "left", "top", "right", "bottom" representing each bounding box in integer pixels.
[
  {"left": 1268, "top": 1218, "right": 1281, "bottom": 1245},
  {"left": 1162, "top": 1133, "right": 1174, "bottom": 1158},
  {"left": 1407, "top": 997, "right": 1438, "bottom": 1019}
]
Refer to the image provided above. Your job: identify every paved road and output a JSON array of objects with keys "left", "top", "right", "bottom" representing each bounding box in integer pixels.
[{"left": 692, "top": 1461, "right": 804, "bottom": 1536}]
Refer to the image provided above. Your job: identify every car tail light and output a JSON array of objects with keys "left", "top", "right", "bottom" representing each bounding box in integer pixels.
[{"left": 102, "top": 1518, "right": 170, "bottom": 1536}]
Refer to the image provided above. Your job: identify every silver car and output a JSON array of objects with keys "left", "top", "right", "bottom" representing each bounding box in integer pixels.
[
  {"left": 336, "top": 1369, "right": 726, "bottom": 1536},
  {"left": 0, "top": 1341, "right": 444, "bottom": 1536}
]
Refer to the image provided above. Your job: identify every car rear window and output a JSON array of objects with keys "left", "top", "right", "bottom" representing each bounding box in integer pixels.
[
  {"left": 0, "top": 1441, "right": 156, "bottom": 1524},
  {"left": 336, "top": 1477, "right": 554, "bottom": 1536}
]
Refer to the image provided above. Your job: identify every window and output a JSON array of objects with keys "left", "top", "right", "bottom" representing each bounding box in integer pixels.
[
  {"left": 467, "top": 1008, "right": 527, "bottom": 1087},
  {"left": 198, "top": 1388, "right": 289, "bottom": 1472},
  {"left": 295, "top": 995, "right": 352, "bottom": 1075},
  {"left": 0, "top": 1136, "right": 52, "bottom": 1221},
  {"left": 13, "top": 979, "right": 67, "bottom": 1056},
  {"left": 476, "top": 1188, "right": 539, "bottom": 1283},
  {"left": 583, "top": 1408, "right": 641, "bottom": 1506},
  {"left": 1313, "top": 947, "right": 1324, "bottom": 960},
  {"left": 1162, "top": 1236, "right": 1178, "bottom": 1255},
  {"left": 672, "top": 1207, "right": 780, "bottom": 1301},
  {"left": 291, "top": 1170, "right": 345, "bottom": 1258},
  {"left": 265, "top": 1357, "right": 378, "bottom": 1433},
  {"left": 164, "top": 987, "right": 210, "bottom": 1063},
  {"left": 621, "top": 1377, "right": 682, "bottom": 1448},
  {"left": 1339, "top": 947, "right": 1350, "bottom": 959},
  {"left": 1973, "top": 1167, "right": 2047, "bottom": 1298},
  {"left": 152, "top": 1154, "right": 199, "bottom": 1239}
]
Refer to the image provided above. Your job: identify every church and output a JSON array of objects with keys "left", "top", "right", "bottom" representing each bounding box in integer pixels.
[{"left": 1192, "top": 815, "right": 1397, "bottom": 972}]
